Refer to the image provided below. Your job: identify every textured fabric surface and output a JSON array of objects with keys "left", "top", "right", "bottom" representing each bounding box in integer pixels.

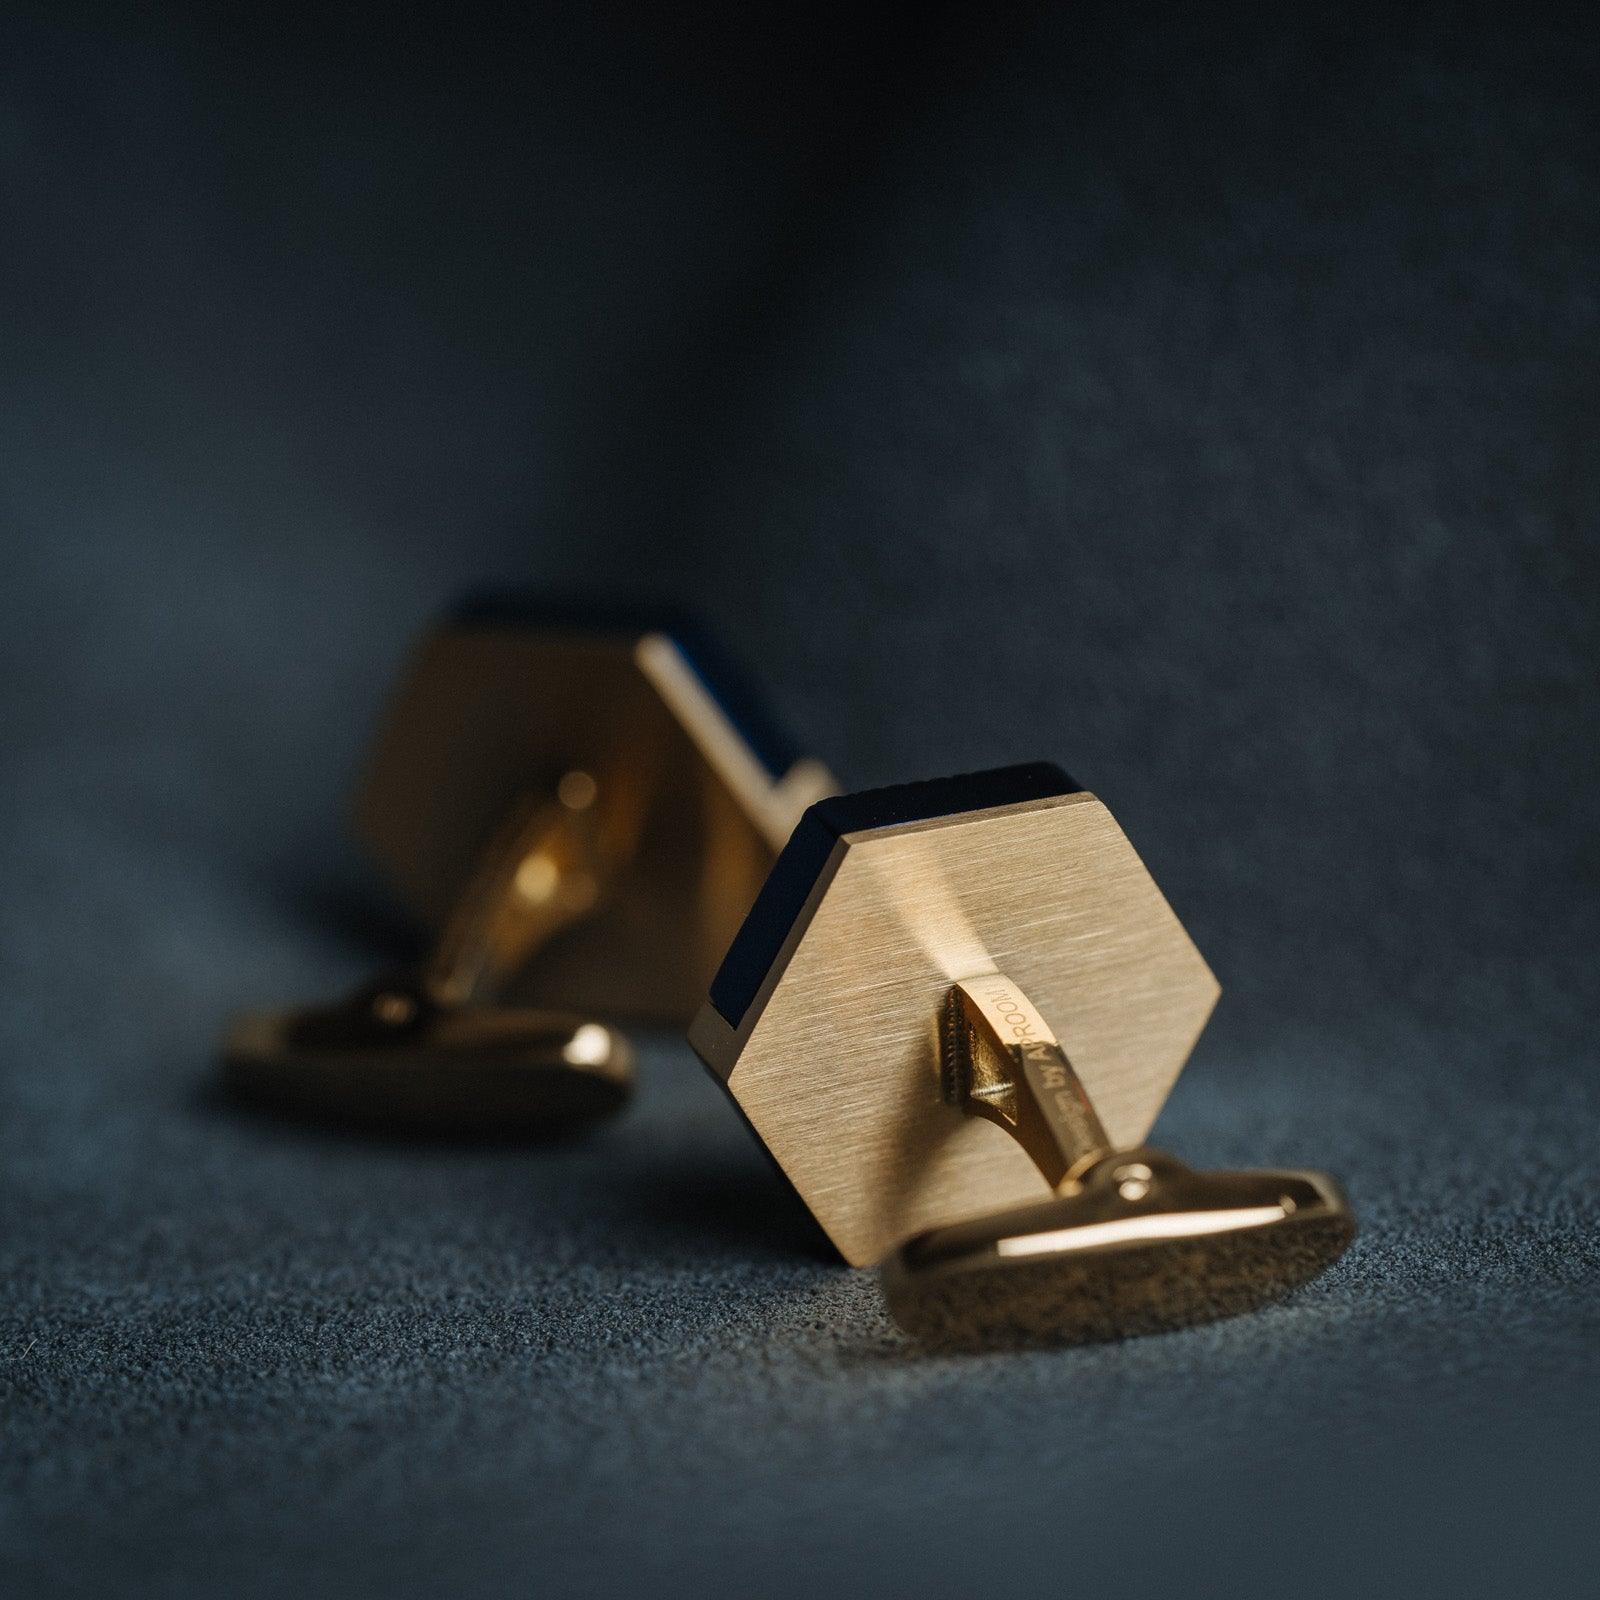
[{"left": 2, "top": 6, "right": 1597, "bottom": 1597}]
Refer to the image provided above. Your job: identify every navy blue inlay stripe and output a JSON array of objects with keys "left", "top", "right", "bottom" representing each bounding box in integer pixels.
[
  {"left": 708, "top": 762, "right": 1081, "bottom": 1029},
  {"left": 445, "top": 590, "right": 801, "bottom": 781}
]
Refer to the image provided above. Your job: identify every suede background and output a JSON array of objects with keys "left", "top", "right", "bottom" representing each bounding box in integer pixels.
[{"left": 2, "top": 5, "right": 1596, "bottom": 1597}]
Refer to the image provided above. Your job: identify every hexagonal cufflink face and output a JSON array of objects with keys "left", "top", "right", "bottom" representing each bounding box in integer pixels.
[
  {"left": 688, "top": 764, "right": 1220, "bottom": 1266},
  {"left": 356, "top": 596, "right": 833, "bottom": 1023}
]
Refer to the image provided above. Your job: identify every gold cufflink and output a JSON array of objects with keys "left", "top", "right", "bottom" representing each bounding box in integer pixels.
[
  {"left": 225, "top": 598, "right": 834, "bottom": 1135},
  {"left": 689, "top": 763, "right": 1354, "bottom": 1346}
]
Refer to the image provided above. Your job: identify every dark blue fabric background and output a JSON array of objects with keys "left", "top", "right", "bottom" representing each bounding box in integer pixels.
[{"left": 2, "top": 5, "right": 1596, "bottom": 1596}]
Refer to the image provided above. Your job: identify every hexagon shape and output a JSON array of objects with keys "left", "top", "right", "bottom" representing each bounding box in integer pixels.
[
  {"left": 357, "top": 596, "right": 833, "bottom": 1022},
  {"left": 689, "top": 764, "right": 1220, "bottom": 1266}
]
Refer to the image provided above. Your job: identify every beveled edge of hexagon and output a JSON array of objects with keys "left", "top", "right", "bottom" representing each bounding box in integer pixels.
[{"left": 688, "top": 763, "right": 1082, "bottom": 1080}]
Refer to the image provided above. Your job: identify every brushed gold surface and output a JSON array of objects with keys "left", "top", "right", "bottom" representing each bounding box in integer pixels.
[{"left": 690, "top": 791, "right": 1220, "bottom": 1266}]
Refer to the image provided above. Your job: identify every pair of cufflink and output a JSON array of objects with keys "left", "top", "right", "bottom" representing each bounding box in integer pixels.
[{"left": 226, "top": 598, "right": 1354, "bottom": 1347}]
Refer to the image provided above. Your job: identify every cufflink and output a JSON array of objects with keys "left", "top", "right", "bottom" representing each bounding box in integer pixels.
[
  {"left": 689, "top": 763, "right": 1354, "bottom": 1345},
  {"left": 225, "top": 597, "right": 834, "bottom": 1136}
]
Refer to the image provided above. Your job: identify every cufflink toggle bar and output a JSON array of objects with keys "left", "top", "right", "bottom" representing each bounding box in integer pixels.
[{"left": 881, "top": 973, "right": 1352, "bottom": 1345}]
